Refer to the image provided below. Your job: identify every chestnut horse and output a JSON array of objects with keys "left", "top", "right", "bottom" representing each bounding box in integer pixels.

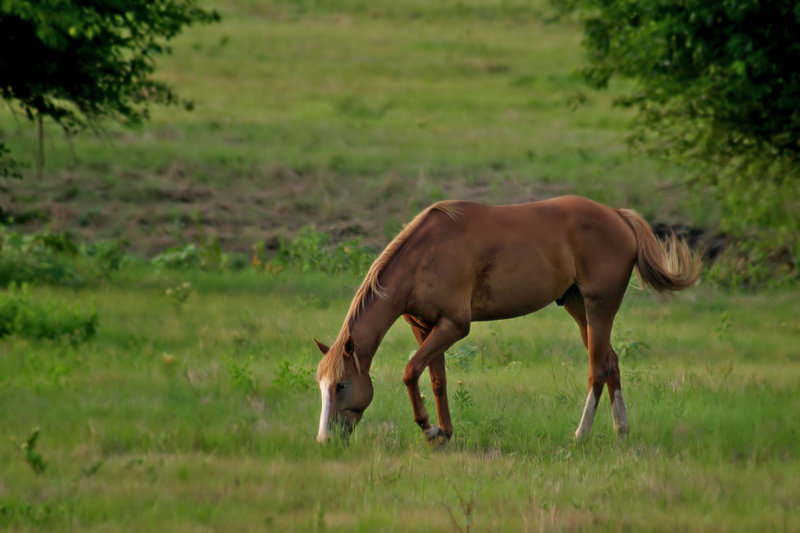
[{"left": 314, "top": 196, "right": 700, "bottom": 443}]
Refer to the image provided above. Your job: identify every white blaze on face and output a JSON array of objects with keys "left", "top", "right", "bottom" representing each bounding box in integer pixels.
[{"left": 317, "top": 378, "right": 332, "bottom": 442}]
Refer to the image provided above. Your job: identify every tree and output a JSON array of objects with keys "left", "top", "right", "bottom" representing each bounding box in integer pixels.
[
  {"left": 0, "top": 0, "right": 219, "bottom": 177},
  {"left": 560, "top": 0, "right": 800, "bottom": 286}
]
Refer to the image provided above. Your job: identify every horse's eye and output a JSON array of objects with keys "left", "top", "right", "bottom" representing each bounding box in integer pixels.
[{"left": 335, "top": 383, "right": 347, "bottom": 393}]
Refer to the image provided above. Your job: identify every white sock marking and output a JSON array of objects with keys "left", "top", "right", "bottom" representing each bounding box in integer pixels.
[
  {"left": 575, "top": 391, "right": 597, "bottom": 440},
  {"left": 612, "top": 389, "right": 629, "bottom": 435}
]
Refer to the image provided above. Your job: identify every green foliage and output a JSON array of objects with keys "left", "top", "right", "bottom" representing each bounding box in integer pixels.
[
  {"left": 271, "top": 226, "right": 375, "bottom": 276},
  {"left": 569, "top": 0, "right": 800, "bottom": 163},
  {"left": 273, "top": 360, "right": 315, "bottom": 391},
  {"left": 227, "top": 355, "right": 257, "bottom": 395},
  {"left": 446, "top": 344, "right": 480, "bottom": 371},
  {"left": 0, "top": 225, "right": 127, "bottom": 286},
  {"left": 0, "top": 141, "right": 19, "bottom": 179},
  {"left": 451, "top": 381, "right": 475, "bottom": 410},
  {"left": 152, "top": 233, "right": 245, "bottom": 272},
  {"left": 617, "top": 334, "right": 649, "bottom": 363},
  {"left": 0, "top": 0, "right": 219, "bottom": 132},
  {"left": 0, "top": 283, "right": 97, "bottom": 342},
  {"left": 703, "top": 174, "right": 800, "bottom": 288},
  {"left": 19, "top": 428, "right": 47, "bottom": 475},
  {"left": 715, "top": 312, "right": 732, "bottom": 344},
  {"left": 562, "top": 0, "right": 800, "bottom": 285},
  {"left": 151, "top": 243, "right": 204, "bottom": 270}
]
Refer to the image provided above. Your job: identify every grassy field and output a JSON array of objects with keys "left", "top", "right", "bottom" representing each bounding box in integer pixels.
[
  {"left": 0, "top": 0, "right": 714, "bottom": 255},
  {"left": 1, "top": 272, "right": 799, "bottom": 531},
  {"left": 2, "top": 0, "right": 799, "bottom": 531}
]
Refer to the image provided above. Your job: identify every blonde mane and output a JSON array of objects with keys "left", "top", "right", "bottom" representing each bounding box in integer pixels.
[{"left": 316, "top": 201, "right": 462, "bottom": 383}]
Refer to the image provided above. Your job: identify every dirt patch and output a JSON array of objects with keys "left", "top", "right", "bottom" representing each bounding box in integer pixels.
[{"left": 0, "top": 165, "right": 717, "bottom": 258}]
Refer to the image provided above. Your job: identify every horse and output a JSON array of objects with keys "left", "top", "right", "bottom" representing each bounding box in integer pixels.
[{"left": 314, "top": 195, "right": 701, "bottom": 444}]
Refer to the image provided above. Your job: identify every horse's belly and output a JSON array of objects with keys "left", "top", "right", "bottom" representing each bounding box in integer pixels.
[{"left": 470, "top": 281, "right": 562, "bottom": 321}]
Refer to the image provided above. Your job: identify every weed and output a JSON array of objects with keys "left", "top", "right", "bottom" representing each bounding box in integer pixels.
[
  {"left": 716, "top": 312, "right": 732, "bottom": 344},
  {"left": 165, "top": 281, "right": 193, "bottom": 314},
  {"left": 270, "top": 226, "right": 374, "bottom": 276},
  {"left": 152, "top": 243, "right": 202, "bottom": 270},
  {"left": 86, "top": 239, "right": 128, "bottom": 280},
  {"left": 504, "top": 360, "right": 523, "bottom": 377},
  {"left": 488, "top": 324, "right": 513, "bottom": 364},
  {"left": 452, "top": 381, "right": 475, "bottom": 410},
  {"left": 617, "top": 329, "right": 649, "bottom": 362},
  {"left": 447, "top": 344, "right": 479, "bottom": 370},
  {"left": 81, "top": 460, "right": 104, "bottom": 478},
  {"left": 228, "top": 355, "right": 258, "bottom": 396},
  {"left": 20, "top": 427, "right": 47, "bottom": 475},
  {"left": 273, "top": 360, "right": 314, "bottom": 391},
  {"left": 152, "top": 233, "right": 244, "bottom": 272},
  {"left": 442, "top": 477, "right": 480, "bottom": 533}
]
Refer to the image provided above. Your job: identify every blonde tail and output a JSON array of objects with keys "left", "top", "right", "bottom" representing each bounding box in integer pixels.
[{"left": 617, "top": 209, "right": 702, "bottom": 293}]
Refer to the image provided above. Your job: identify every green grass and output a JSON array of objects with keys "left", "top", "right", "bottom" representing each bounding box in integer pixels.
[{"left": 1, "top": 272, "right": 798, "bottom": 531}]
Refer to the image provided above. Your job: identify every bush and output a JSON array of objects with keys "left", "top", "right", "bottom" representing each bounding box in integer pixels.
[
  {"left": 151, "top": 233, "right": 247, "bottom": 272},
  {"left": 0, "top": 283, "right": 97, "bottom": 342},
  {"left": 0, "top": 226, "right": 127, "bottom": 286},
  {"left": 267, "top": 225, "right": 374, "bottom": 276}
]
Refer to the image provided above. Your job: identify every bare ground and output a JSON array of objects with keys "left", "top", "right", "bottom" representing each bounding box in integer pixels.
[
  {"left": 1, "top": 163, "right": 721, "bottom": 259},
  {"left": 1, "top": 164, "right": 578, "bottom": 256}
]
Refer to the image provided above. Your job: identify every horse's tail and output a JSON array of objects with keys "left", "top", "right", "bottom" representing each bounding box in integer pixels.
[{"left": 616, "top": 209, "right": 702, "bottom": 293}]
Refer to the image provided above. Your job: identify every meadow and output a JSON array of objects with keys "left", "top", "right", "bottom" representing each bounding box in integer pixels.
[
  {"left": 1, "top": 0, "right": 799, "bottom": 531},
  {"left": 0, "top": 0, "right": 713, "bottom": 255},
  {"left": 1, "top": 271, "right": 798, "bottom": 531}
]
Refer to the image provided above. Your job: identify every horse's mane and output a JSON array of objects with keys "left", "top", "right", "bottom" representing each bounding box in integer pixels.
[{"left": 316, "top": 201, "right": 462, "bottom": 383}]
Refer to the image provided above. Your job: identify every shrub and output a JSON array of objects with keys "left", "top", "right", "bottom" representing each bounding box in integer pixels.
[
  {"left": 0, "top": 226, "right": 127, "bottom": 286},
  {"left": 0, "top": 283, "right": 97, "bottom": 342},
  {"left": 152, "top": 233, "right": 246, "bottom": 272},
  {"left": 268, "top": 225, "right": 374, "bottom": 276}
]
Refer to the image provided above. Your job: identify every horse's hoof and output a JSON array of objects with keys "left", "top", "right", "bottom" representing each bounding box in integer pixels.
[{"left": 424, "top": 426, "right": 448, "bottom": 448}]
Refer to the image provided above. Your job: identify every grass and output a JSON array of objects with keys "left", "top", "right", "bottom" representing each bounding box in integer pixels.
[{"left": 1, "top": 272, "right": 798, "bottom": 531}]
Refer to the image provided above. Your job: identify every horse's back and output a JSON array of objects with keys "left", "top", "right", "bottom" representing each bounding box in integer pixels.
[{"left": 400, "top": 196, "right": 638, "bottom": 322}]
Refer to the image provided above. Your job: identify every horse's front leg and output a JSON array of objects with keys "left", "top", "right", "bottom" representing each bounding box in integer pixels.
[
  {"left": 402, "top": 317, "right": 467, "bottom": 444},
  {"left": 427, "top": 354, "right": 453, "bottom": 443}
]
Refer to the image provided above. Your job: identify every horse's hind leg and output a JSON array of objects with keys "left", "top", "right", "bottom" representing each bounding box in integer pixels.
[
  {"left": 605, "top": 347, "right": 629, "bottom": 436},
  {"left": 573, "top": 290, "right": 629, "bottom": 439},
  {"left": 560, "top": 288, "right": 598, "bottom": 439}
]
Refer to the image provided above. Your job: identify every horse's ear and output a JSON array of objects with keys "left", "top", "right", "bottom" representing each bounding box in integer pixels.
[
  {"left": 343, "top": 336, "right": 355, "bottom": 357},
  {"left": 314, "top": 338, "right": 330, "bottom": 354}
]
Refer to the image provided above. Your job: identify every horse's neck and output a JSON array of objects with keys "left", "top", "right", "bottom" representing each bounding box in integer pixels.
[{"left": 349, "top": 288, "right": 404, "bottom": 373}]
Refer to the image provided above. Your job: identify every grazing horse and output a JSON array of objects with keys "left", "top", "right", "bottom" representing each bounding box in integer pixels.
[{"left": 314, "top": 195, "right": 701, "bottom": 443}]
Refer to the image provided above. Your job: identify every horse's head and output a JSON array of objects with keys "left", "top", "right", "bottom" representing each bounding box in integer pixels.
[{"left": 314, "top": 336, "right": 374, "bottom": 442}]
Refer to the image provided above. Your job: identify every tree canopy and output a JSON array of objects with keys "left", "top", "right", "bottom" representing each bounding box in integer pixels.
[
  {"left": 568, "top": 0, "right": 800, "bottom": 174},
  {"left": 0, "top": 0, "right": 219, "bottom": 173},
  {"left": 560, "top": 0, "right": 800, "bottom": 285}
]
